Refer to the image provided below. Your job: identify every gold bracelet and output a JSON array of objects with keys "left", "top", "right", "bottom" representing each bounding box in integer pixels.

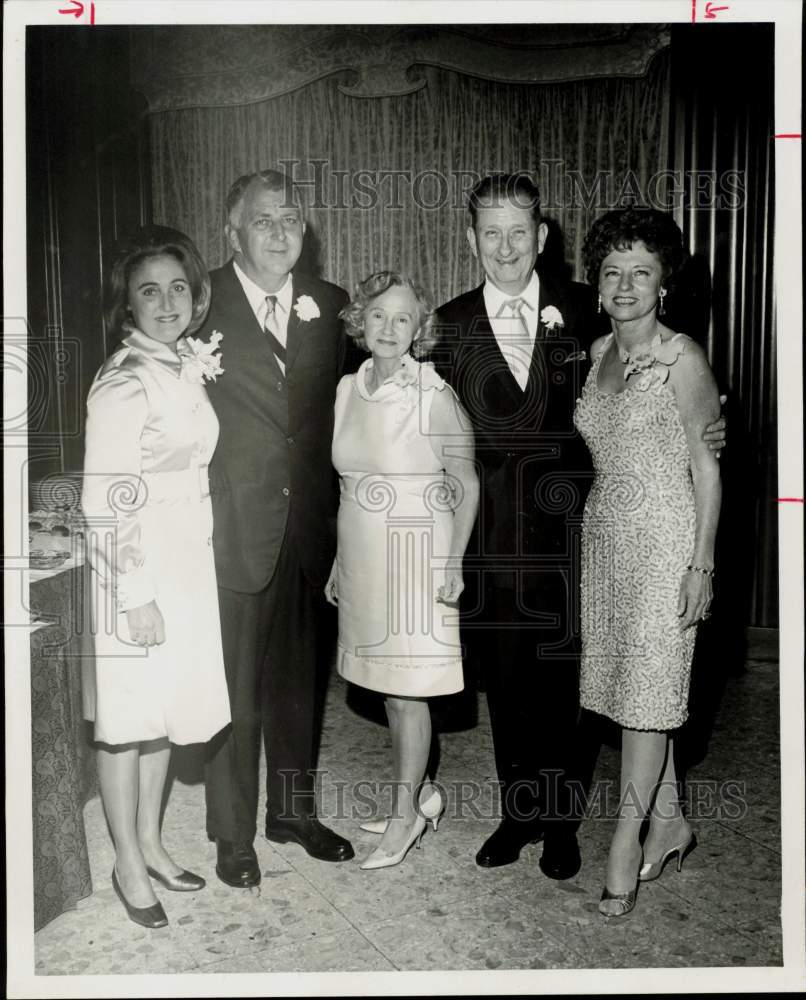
[{"left": 686, "top": 564, "right": 715, "bottom": 578}]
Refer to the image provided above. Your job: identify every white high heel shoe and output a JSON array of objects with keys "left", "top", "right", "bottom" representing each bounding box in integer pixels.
[
  {"left": 639, "top": 830, "right": 697, "bottom": 882},
  {"left": 360, "top": 787, "right": 444, "bottom": 835},
  {"left": 359, "top": 789, "right": 444, "bottom": 871}
]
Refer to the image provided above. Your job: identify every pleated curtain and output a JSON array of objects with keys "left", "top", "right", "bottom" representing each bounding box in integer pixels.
[{"left": 149, "top": 56, "right": 670, "bottom": 304}]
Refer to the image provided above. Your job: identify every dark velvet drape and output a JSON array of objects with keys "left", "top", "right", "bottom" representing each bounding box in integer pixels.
[{"left": 668, "top": 25, "right": 777, "bottom": 632}]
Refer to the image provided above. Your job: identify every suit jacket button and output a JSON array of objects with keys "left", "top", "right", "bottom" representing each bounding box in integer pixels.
[
  {"left": 276, "top": 381, "right": 283, "bottom": 391},
  {"left": 287, "top": 436, "right": 294, "bottom": 446},
  {"left": 282, "top": 487, "right": 290, "bottom": 497}
]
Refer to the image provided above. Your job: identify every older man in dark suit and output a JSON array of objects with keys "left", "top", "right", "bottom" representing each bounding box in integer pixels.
[
  {"left": 435, "top": 174, "right": 596, "bottom": 879},
  {"left": 199, "top": 169, "right": 353, "bottom": 888}
]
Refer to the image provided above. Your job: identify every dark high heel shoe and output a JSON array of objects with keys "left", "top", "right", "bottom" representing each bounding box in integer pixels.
[
  {"left": 112, "top": 867, "right": 168, "bottom": 929},
  {"left": 146, "top": 865, "right": 206, "bottom": 892},
  {"left": 639, "top": 831, "right": 697, "bottom": 882}
]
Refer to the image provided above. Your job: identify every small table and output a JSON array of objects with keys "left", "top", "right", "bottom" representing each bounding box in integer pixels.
[{"left": 30, "top": 556, "right": 97, "bottom": 932}]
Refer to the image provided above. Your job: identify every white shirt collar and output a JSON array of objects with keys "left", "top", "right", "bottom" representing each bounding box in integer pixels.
[
  {"left": 482, "top": 270, "right": 540, "bottom": 319},
  {"left": 232, "top": 260, "right": 294, "bottom": 321}
]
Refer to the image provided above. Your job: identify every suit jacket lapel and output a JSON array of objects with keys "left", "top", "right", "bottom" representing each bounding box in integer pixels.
[
  {"left": 220, "top": 260, "right": 285, "bottom": 378},
  {"left": 528, "top": 268, "right": 568, "bottom": 382},
  {"left": 286, "top": 272, "right": 316, "bottom": 373},
  {"left": 535, "top": 269, "right": 564, "bottom": 338}
]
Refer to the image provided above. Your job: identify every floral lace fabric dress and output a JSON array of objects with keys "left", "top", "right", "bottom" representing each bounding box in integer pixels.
[
  {"left": 573, "top": 332, "right": 697, "bottom": 730},
  {"left": 332, "top": 355, "right": 463, "bottom": 697}
]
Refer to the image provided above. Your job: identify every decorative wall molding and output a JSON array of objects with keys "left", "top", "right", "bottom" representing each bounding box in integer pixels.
[{"left": 130, "top": 23, "right": 671, "bottom": 111}]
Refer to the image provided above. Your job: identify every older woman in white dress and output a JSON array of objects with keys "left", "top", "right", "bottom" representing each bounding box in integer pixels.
[
  {"left": 82, "top": 226, "right": 230, "bottom": 928},
  {"left": 326, "top": 271, "right": 479, "bottom": 870}
]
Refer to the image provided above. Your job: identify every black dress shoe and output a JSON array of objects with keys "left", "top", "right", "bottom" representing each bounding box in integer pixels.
[
  {"left": 146, "top": 865, "right": 206, "bottom": 892},
  {"left": 538, "top": 831, "right": 582, "bottom": 880},
  {"left": 112, "top": 867, "right": 168, "bottom": 929},
  {"left": 265, "top": 816, "right": 355, "bottom": 862},
  {"left": 475, "top": 820, "right": 544, "bottom": 868},
  {"left": 215, "top": 839, "right": 261, "bottom": 888}
]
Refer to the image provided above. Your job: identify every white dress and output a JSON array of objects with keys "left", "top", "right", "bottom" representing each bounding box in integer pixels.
[
  {"left": 332, "top": 356, "right": 464, "bottom": 697},
  {"left": 81, "top": 329, "right": 231, "bottom": 745}
]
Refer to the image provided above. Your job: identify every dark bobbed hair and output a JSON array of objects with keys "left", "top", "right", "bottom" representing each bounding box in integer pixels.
[
  {"left": 582, "top": 208, "right": 685, "bottom": 285},
  {"left": 339, "top": 271, "right": 436, "bottom": 358},
  {"left": 106, "top": 225, "right": 210, "bottom": 337},
  {"left": 468, "top": 173, "right": 542, "bottom": 228},
  {"left": 225, "top": 169, "right": 300, "bottom": 229}
]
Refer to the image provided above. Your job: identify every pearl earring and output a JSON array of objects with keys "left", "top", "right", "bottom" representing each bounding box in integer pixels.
[
  {"left": 597, "top": 293, "right": 602, "bottom": 314},
  {"left": 658, "top": 287, "right": 667, "bottom": 316}
]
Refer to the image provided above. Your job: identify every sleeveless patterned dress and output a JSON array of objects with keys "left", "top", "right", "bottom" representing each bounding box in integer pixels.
[{"left": 573, "top": 332, "right": 697, "bottom": 730}]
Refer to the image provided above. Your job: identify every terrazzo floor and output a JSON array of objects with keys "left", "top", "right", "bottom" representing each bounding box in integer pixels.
[{"left": 34, "top": 658, "right": 784, "bottom": 978}]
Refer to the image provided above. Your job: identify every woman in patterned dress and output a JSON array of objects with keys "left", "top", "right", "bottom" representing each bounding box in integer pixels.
[
  {"left": 574, "top": 209, "right": 721, "bottom": 917},
  {"left": 82, "top": 226, "right": 231, "bottom": 928},
  {"left": 325, "top": 271, "right": 479, "bottom": 870}
]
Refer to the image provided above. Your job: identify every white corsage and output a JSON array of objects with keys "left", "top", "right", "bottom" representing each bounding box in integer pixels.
[
  {"left": 619, "top": 333, "right": 686, "bottom": 391},
  {"left": 389, "top": 357, "right": 420, "bottom": 389},
  {"left": 540, "top": 305, "right": 564, "bottom": 331},
  {"left": 293, "top": 295, "right": 320, "bottom": 322},
  {"left": 182, "top": 331, "right": 225, "bottom": 384}
]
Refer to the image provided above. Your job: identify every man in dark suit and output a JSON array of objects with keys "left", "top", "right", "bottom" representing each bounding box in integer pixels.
[
  {"left": 198, "top": 169, "right": 353, "bottom": 888},
  {"left": 434, "top": 174, "right": 598, "bottom": 879}
]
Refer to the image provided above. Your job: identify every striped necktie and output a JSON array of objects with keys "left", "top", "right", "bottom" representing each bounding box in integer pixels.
[{"left": 263, "top": 294, "right": 287, "bottom": 370}]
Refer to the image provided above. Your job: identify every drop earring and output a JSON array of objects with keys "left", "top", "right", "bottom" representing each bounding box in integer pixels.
[
  {"left": 597, "top": 293, "right": 602, "bottom": 314},
  {"left": 658, "top": 287, "right": 667, "bottom": 316}
]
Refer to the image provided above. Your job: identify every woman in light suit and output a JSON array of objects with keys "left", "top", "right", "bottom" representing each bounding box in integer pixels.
[{"left": 82, "top": 226, "right": 230, "bottom": 928}]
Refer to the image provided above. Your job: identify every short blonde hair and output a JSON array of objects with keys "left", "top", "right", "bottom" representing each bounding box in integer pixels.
[{"left": 339, "top": 270, "right": 436, "bottom": 358}]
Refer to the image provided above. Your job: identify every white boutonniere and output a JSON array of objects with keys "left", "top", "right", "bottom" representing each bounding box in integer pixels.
[
  {"left": 293, "top": 295, "right": 320, "bottom": 322},
  {"left": 182, "top": 331, "right": 225, "bottom": 384},
  {"left": 540, "top": 305, "right": 564, "bottom": 331}
]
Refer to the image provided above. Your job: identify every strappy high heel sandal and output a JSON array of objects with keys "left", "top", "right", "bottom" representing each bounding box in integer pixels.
[{"left": 598, "top": 847, "right": 643, "bottom": 918}]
